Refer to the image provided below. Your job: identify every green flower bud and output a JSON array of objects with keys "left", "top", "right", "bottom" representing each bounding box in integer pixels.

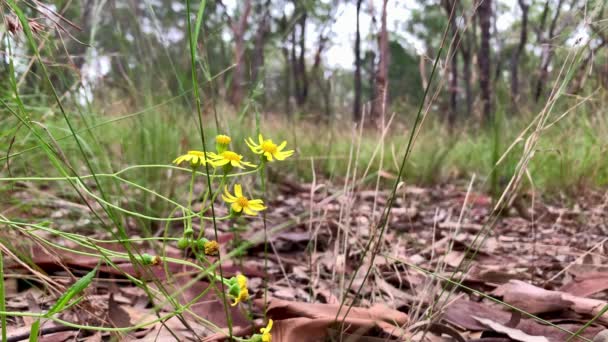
[{"left": 177, "top": 237, "right": 190, "bottom": 249}]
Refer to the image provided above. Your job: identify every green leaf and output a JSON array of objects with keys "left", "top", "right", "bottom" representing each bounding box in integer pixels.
[{"left": 46, "top": 268, "right": 97, "bottom": 317}]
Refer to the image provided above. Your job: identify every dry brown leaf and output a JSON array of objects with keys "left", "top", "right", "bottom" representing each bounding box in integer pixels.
[
  {"left": 472, "top": 316, "right": 550, "bottom": 342},
  {"left": 252, "top": 297, "right": 408, "bottom": 341},
  {"left": 561, "top": 272, "right": 608, "bottom": 297},
  {"left": 108, "top": 292, "right": 132, "bottom": 328},
  {"left": 494, "top": 280, "right": 608, "bottom": 324},
  {"left": 443, "top": 299, "right": 600, "bottom": 341}
]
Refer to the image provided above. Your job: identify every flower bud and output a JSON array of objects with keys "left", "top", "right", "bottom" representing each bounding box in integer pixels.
[
  {"left": 177, "top": 237, "right": 190, "bottom": 249},
  {"left": 215, "top": 135, "right": 231, "bottom": 153}
]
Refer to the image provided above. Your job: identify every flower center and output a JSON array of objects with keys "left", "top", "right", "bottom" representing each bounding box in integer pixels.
[
  {"left": 188, "top": 150, "right": 206, "bottom": 157},
  {"left": 261, "top": 141, "right": 277, "bottom": 154},
  {"left": 222, "top": 151, "right": 241, "bottom": 161},
  {"left": 236, "top": 196, "right": 249, "bottom": 208}
]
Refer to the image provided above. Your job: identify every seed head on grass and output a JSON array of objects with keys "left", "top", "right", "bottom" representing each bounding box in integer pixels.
[
  {"left": 222, "top": 184, "right": 266, "bottom": 216},
  {"left": 246, "top": 134, "right": 294, "bottom": 162}
]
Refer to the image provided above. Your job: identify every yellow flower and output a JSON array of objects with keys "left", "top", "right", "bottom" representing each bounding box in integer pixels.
[
  {"left": 230, "top": 274, "right": 249, "bottom": 306},
  {"left": 222, "top": 184, "right": 266, "bottom": 216},
  {"left": 207, "top": 151, "right": 256, "bottom": 169},
  {"left": 173, "top": 150, "right": 209, "bottom": 168},
  {"left": 246, "top": 134, "right": 294, "bottom": 162},
  {"left": 216, "top": 134, "right": 231, "bottom": 145},
  {"left": 260, "top": 319, "right": 273, "bottom": 342}
]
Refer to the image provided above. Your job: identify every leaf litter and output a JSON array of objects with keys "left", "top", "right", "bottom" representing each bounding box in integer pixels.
[{"left": 3, "top": 181, "right": 608, "bottom": 341}]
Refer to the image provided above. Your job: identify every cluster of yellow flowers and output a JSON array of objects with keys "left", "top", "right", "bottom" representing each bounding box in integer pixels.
[
  {"left": 174, "top": 134, "right": 293, "bottom": 217},
  {"left": 173, "top": 134, "right": 294, "bottom": 170},
  {"left": 170, "top": 133, "right": 293, "bottom": 342}
]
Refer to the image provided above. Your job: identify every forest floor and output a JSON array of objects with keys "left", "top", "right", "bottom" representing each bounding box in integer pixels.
[{"left": 3, "top": 180, "right": 608, "bottom": 341}]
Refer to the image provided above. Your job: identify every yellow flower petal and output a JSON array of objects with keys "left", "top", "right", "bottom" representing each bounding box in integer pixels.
[
  {"left": 231, "top": 202, "right": 243, "bottom": 212},
  {"left": 234, "top": 184, "right": 243, "bottom": 198},
  {"left": 243, "top": 207, "right": 257, "bottom": 216},
  {"left": 223, "top": 186, "right": 235, "bottom": 200},
  {"left": 237, "top": 274, "right": 247, "bottom": 288}
]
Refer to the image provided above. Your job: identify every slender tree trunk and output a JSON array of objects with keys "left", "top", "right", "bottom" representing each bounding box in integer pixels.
[
  {"left": 353, "top": 0, "right": 363, "bottom": 122},
  {"left": 442, "top": 0, "right": 459, "bottom": 126},
  {"left": 534, "top": 0, "right": 564, "bottom": 102},
  {"left": 297, "top": 11, "right": 308, "bottom": 106},
  {"left": 462, "top": 48, "right": 472, "bottom": 115},
  {"left": 228, "top": 0, "right": 253, "bottom": 107},
  {"left": 312, "top": 35, "right": 331, "bottom": 121},
  {"left": 510, "top": 0, "right": 529, "bottom": 104},
  {"left": 456, "top": 0, "right": 473, "bottom": 116},
  {"left": 290, "top": 26, "right": 299, "bottom": 104},
  {"left": 251, "top": 0, "right": 271, "bottom": 90},
  {"left": 289, "top": 8, "right": 308, "bottom": 107},
  {"left": 477, "top": 0, "right": 492, "bottom": 123},
  {"left": 280, "top": 14, "right": 292, "bottom": 116},
  {"left": 372, "top": 0, "right": 389, "bottom": 125}
]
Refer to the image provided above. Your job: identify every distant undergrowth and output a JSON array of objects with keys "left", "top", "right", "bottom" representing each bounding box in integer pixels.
[{"left": 2, "top": 94, "right": 607, "bottom": 197}]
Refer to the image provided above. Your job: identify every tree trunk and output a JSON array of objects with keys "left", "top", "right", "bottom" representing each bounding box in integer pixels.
[
  {"left": 279, "top": 15, "right": 292, "bottom": 115},
  {"left": 510, "top": 0, "right": 529, "bottom": 104},
  {"left": 456, "top": 0, "right": 473, "bottom": 117},
  {"left": 534, "top": 0, "right": 564, "bottom": 102},
  {"left": 442, "top": 0, "right": 459, "bottom": 127},
  {"left": 313, "top": 35, "right": 331, "bottom": 121},
  {"left": 228, "top": 0, "right": 252, "bottom": 107},
  {"left": 251, "top": 0, "right": 271, "bottom": 91},
  {"left": 372, "top": 0, "right": 389, "bottom": 125},
  {"left": 296, "top": 10, "right": 308, "bottom": 106},
  {"left": 477, "top": 0, "right": 492, "bottom": 123},
  {"left": 290, "top": 8, "right": 308, "bottom": 107},
  {"left": 353, "top": 0, "right": 363, "bottom": 123}
]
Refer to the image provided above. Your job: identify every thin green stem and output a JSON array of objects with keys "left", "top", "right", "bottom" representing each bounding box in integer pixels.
[{"left": 184, "top": 0, "right": 233, "bottom": 337}]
